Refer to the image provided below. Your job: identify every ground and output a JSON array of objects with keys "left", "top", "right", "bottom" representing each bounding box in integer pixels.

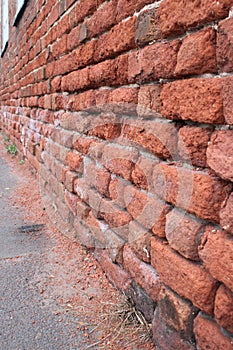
[{"left": 0, "top": 136, "right": 156, "bottom": 350}]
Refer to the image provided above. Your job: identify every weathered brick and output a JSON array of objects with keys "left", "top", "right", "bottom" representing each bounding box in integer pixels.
[
  {"left": 65, "top": 151, "right": 83, "bottom": 172},
  {"left": 125, "top": 281, "right": 156, "bottom": 322},
  {"left": 135, "top": 8, "right": 162, "bottom": 46},
  {"left": 220, "top": 192, "right": 233, "bottom": 235},
  {"left": 175, "top": 28, "right": 217, "bottom": 76},
  {"left": 199, "top": 228, "right": 233, "bottom": 292},
  {"left": 151, "top": 237, "right": 217, "bottom": 313},
  {"left": 207, "top": 130, "right": 233, "bottom": 182},
  {"left": 95, "top": 248, "right": 132, "bottom": 291},
  {"left": 108, "top": 176, "right": 128, "bottom": 209},
  {"left": 122, "top": 120, "right": 178, "bottom": 160},
  {"left": 152, "top": 309, "right": 196, "bottom": 350},
  {"left": 166, "top": 208, "right": 204, "bottom": 261},
  {"left": 128, "top": 221, "right": 151, "bottom": 263},
  {"left": 137, "top": 84, "right": 161, "bottom": 119},
  {"left": 131, "top": 156, "right": 158, "bottom": 191},
  {"left": 128, "top": 40, "right": 180, "bottom": 83},
  {"left": 109, "top": 87, "right": 138, "bottom": 115},
  {"left": 123, "top": 245, "right": 161, "bottom": 302},
  {"left": 194, "top": 313, "right": 233, "bottom": 350},
  {"left": 217, "top": 17, "right": 233, "bottom": 73},
  {"left": 153, "top": 164, "right": 231, "bottom": 222},
  {"left": 74, "top": 178, "right": 90, "bottom": 203},
  {"left": 74, "top": 217, "right": 95, "bottom": 248},
  {"left": 125, "top": 185, "right": 170, "bottom": 236},
  {"left": 215, "top": 284, "right": 233, "bottom": 334},
  {"left": 158, "top": 286, "right": 198, "bottom": 341},
  {"left": 161, "top": 78, "right": 224, "bottom": 124},
  {"left": 100, "top": 198, "right": 132, "bottom": 228},
  {"left": 178, "top": 126, "right": 211, "bottom": 167},
  {"left": 87, "top": 115, "right": 122, "bottom": 140},
  {"left": 64, "top": 189, "right": 78, "bottom": 215},
  {"left": 102, "top": 144, "right": 139, "bottom": 181},
  {"left": 159, "top": 0, "right": 232, "bottom": 37}
]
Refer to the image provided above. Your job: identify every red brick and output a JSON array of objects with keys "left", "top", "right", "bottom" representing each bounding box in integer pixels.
[
  {"left": 131, "top": 156, "right": 158, "bottom": 191},
  {"left": 215, "top": 284, "right": 233, "bottom": 334},
  {"left": 125, "top": 185, "right": 170, "bottom": 236},
  {"left": 153, "top": 164, "right": 231, "bottom": 222},
  {"left": 122, "top": 120, "right": 178, "bottom": 160},
  {"left": 61, "top": 68, "right": 89, "bottom": 92},
  {"left": 207, "top": 130, "right": 233, "bottom": 182},
  {"left": 123, "top": 245, "right": 161, "bottom": 302},
  {"left": 137, "top": 85, "right": 161, "bottom": 118},
  {"left": 76, "top": 200, "right": 91, "bottom": 221},
  {"left": 95, "top": 168, "right": 111, "bottom": 197},
  {"left": 194, "top": 313, "right": 233, "bottom": 350},
  {"left": 85, "top": 161, "right": 111, "bottom": 196},
  {"left": 75, "top": 40, "right": 96, "bottom": 68},
  {"left": 73, "top": 137, "right": 99, "bottom": 155},
  {"left": 65, "top": 151, "right": 83, "bottom": 172},
  {"left": 175, "top": 28, "right": 217, "bottom": 76},
  {"left": 161, "top": 78, "right": 224, "bottom": 124},
  {"left": 86, "top": 211, "right": 108, "bottom": 243},
  {"left": 128, "top": 221, "right": 151, "bottom": 263},
  {"left": 166, "top": 208, "right": 204, "bottom": 261},
  {"left": 62, "top": 169, "right": 78, "bottom": 192},
  {"left": 199, "top": 228, "right": 233, "bottom": 292},
  {"left": 102, "top": 144, "right": 139, "bottom": 181},
  {"left": 109, "top": 87, "right": 138, "bottom": 115},
  {"left": 95, "top": 17, "right": 136, "bottom": 61},
  {"left": 159, "top": 0, "right": 232, "bottom": 37},
  {"left": 95, "top": 248, "right": 132, "bottom": 291},
  {"left": 88, "top": 60, "right": 116, "bottom": 88},
  {"left": 217, "top": 17, "right": 233, "bottom": 73},
  {"left": 87, "top": 115, "right": 122, "bottom": 140},
  {"left": 86, "top": 0, "right": 117, "bottom": 39},
  {"left": 74, "top": 178, "right": 90, "bottom": 203},
  {"left": 178, "top": 126, "right": 211, "bottom": 167},
  {"left": 100, "top": 198, "right": 132, "bottom": 228},
  {"left": 135, "top": 8, "right": 162, "bottom": 46},
  {"left": 151, "top": 237, "right": 217, "bottom": 313},
  {"left": 108, "top": 176, "right": 128, "bottom": 209},
  {"left": 158, "top": 286, "right": 198, "bottom": 340},
  {"left": 116, "top": 0, "right": 153, "bottom": 22},
  {"left": 223, "top": 77, "right": 233, "bottom": 124},
  {"left": 220, "top": 192, "right": 233, "bottom": 235},
  {"left": 152, "top": 309, "right": 196, "bottom": 350},
  {"left": 67, "top": 26, "right": 80, "bottom": 51},
  {"left": 72, "top": 90, "right": 96, "bottom": 112},
  {"left": 51, "top": 34, "right": 67, "bottom": 59},
  {"left": 128, "top": 40, "right": 180, "bottom": 83}
]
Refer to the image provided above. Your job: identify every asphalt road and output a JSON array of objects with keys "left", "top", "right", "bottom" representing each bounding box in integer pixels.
[{"left": 0, "top": 156, "right": 93, "bottom": 350}]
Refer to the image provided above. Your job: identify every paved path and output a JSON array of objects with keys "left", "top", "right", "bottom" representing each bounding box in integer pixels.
[{"left": 0, "top": 156, "right": 93, "bottom": 350}]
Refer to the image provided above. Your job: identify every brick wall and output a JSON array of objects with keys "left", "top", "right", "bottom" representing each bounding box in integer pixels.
[{"left": 1, "top": 0, "right": 233, "bottom": 348}]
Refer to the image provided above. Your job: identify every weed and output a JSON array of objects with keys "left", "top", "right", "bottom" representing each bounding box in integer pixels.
[
  {"left": 19, "top": 159, "right": 25, "bottom": 165},
  {"left": 6, "top": 144, "right": 17, "bottom": 155}
]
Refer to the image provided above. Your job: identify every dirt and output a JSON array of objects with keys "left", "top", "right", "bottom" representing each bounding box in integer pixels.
[{"left": 0, "top": 137, "right": 156, "bottom": 350}]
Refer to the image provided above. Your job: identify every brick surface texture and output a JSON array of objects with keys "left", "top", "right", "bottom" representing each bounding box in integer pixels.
[{"left": 0, "top": 0, "right": 233, "bottom": 349}]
